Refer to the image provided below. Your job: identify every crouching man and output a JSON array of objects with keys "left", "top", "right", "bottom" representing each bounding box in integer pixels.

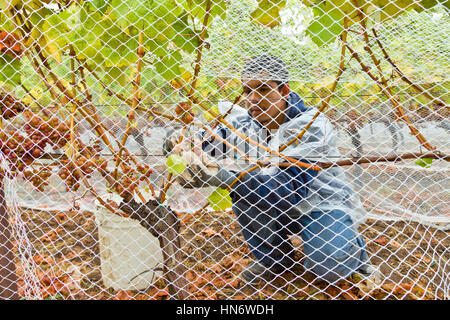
[{"left": 163, "top": 55, "right": 376, "bottom": 285}]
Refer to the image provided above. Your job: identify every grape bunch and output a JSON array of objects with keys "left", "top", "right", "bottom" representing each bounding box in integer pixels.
[
  {"left": 113, "top": 163, "right": 153, "bottom": 199},
  {"left": 23, "top": 111, "right": 71, "bottom": 150},
  {"left": 0, "top": 98, "right": 155, "bottom": 196},
  {"left": 57, "top": 138, "right": 109, "bottom": 192},
  {"left": 58, "top": 157, "right": 91, "bottom": 192},
  {"left": 23, "top": 167, "right": 52, "bottom": 192},
  {"left": 0, "top": 129, "right": 41, "bottom": 172},
  {"left": 0, "top": 105, "right": 71, "bottom": 192},
  {"left": 1, "top": 92, "right": 25, "bottom": 120}
]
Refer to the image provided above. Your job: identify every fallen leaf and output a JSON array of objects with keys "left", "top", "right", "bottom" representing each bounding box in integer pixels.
[
  {"left": 51, "top": 278, "right": 69, "bottom": 297},
  {"left": 220, "top": 255, "right": 235, "bottom": 269},
  {"left": 39, "top": 275, "right": 53, "bottom": 287},
  {"left": 44, "top": 285, "right": 57, "bottom": 297},
  {"left": 209, "top": 276, "right": 226, "bottom": 287},
  {"left": 325, "top": 286, "right": 340, "bottom": 298},
  {"left": 40, "top": 228, "right": 63, "bottom": 242},
  {"left": 195, "top": 273, "right": 209, "bottom": 287},
  {"left": 389, "top": 239, "right": 402, "bottom": 248},
  {"left": 211, "top": 264, "right": 222, "bottom": 273},
  {"left": 155, "top": 289, "right": 169, "bottom": 299},
  {"left": 414, "top": 254, "right": 432, "bottom": 264},
  {"left": 114, "top": 290, "right": 134, "bottom": 300},
  {"left": 220, "top": 228, "right": 231, "bottom": 239},
  {"left": 32, "top": 254, "right": 54, "bottom": 265},
  {"left": 340, "top": 290, "right": 359, "bottom": 300},
  {"left": 56, "top": 212, "right": 67, "bottom": 222},
  {"left": 65, "top": 265, "right": 83, "bottom": 291},
  {"left": 202, "top": 228, "right": 218, "bottom": 237},
  {"left": 311, "top": 292, "right": 328, "bottom": 300},
  {"left": 185, "top": 270, "right": 197, "bottom": 282},
  {"left": 381, "top": 282, "right": 414, "bottom": 295},
  {"left": 373, "top": 236, "right": 388, "bottom": 246},
  {"left": 224, "top": 278, "right": 240, "bottom": 289}
]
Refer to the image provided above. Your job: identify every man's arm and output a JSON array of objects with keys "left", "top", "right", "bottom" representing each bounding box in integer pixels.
[
  {"left": 197, "top": 124, "right": 319, "bottom": 211},
  {"left": 200, "top": 127, "right": 231, "bottom": 158},
  {"left": 228, "top": 164, "right": 318, "bottom": 212}
]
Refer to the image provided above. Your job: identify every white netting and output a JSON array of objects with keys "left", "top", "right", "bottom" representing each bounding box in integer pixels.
[
  {"left": 0, "top": 0, "right": 448, "bottom": 300},
  {"left": 1, "top": 154, "right": 42, "bottom": 299}
]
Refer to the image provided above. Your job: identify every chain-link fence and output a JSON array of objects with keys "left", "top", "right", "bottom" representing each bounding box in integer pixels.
[{"left": 0, "top": 0, "right": 448, "bottom": 300}]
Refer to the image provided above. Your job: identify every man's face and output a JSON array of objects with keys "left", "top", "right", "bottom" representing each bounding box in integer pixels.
[{"left": 242, "top": 78, "right": 289, "bottom": 130}]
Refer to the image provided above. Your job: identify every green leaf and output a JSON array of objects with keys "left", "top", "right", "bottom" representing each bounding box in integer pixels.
[
  {"left": 0, "top": 12, "right": 16, "bottom": 32},
  {"left": 414, "top": 157, "right": 433, "bottom": 168},
  {"left": 414, "top": 0, "right": 448, "bottom": 11},
  {"left": 154, "top": 50, "right": 183, "bottom": 81},
  {"left": 250, "top": 0, "right": 286, "bottom": 28},
  {"left": 38, "top": 34, "right": 63, "bottom": 63},
  {"left": 207, "top": 187, "right": 232, "bottom": 211},
  {"left": 441, "top": 0, "right": 450, "bottom": 10},
  {"left": 41, "top": 14, "right": 72, "bottom": 63},
  {"left": 91, "top": 0, "right": 111, "bottom": 14},
  {"left": 166, "top": 154, "right": 186, "bottom": 175},
  {"left": 68, "top": 6, "right": 104, "bottom": 60},
  {"left": 307, "top": 5, "right": 344, "bottom": 47},
  {"left": 377, "top": 0, "right": 416, "bottom": 21},
  {"left": 103, "top": 66, "right": 129, "bottom": 87},
  {"left": 169, "top": 13, "right": 200, "bottom": 53},
  {"left": 172, "top": 28, "right": 199, "bottom": 53},
  {"left": 99, "top": 21, "right": 139, "bottom": 67},
  {"left": 27, "top": 6, "right": 53, "bottom": 28},
  {"left": 183, "top": 0, "right": 227, "bottom": 21},
  {"left": 0, "top": 0, "right": 20, "bottom": 10},
  {"left": 72, "top": 37, "right": 102, "bottom": 61},
  {"left": 421, "top": 0, "right": 438, "bottom": 8},
  {"left": 153, "top": 0, "right": 184, "bottom": 21},
  {"left": 0, "top": 55, "right": 21, "bottom": 85},
  {"left": 145, "top": 38, "right": 169, "bottom": 56},
  {"left": 140, "top": 0, "right": 184, "bottom": 38},
  {"left": 109, "top": 0, "right": 154, "bottom": 29}
]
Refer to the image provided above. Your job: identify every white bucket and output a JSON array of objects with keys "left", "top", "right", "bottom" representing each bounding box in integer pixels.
[{"left": 94, "top": 193, "right": 164, "bottom": 290}]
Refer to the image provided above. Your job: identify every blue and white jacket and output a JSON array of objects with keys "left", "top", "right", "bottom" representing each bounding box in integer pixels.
[{"left": 201, "top": 91, "right": 367, "bottom": 225}]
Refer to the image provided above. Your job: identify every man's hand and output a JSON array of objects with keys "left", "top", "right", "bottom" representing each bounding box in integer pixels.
[
  {"left": 162, "top": 129, "right": 179, "bottom": 156},
  {"left": 168, "top": 134, "right": 235, "bottom": 189},
  {"left": 173, "top": 136, "right": 217, "bottom": 188}
]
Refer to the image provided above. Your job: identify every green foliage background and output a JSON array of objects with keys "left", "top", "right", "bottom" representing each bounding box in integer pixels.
[{"left": 0, "top": 0, "right": 448, "bottom": 114}]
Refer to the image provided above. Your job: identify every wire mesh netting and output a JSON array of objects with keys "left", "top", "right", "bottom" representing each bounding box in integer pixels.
[{"left": 0, "top": 0, "right": 448, "bottom": 300}]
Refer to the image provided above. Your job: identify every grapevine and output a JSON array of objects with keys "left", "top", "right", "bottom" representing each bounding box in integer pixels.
[{"left": 0, "top": 92, "right": 25, "bottom": 120}]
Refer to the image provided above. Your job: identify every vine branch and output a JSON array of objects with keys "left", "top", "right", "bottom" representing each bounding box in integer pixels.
[
  {"left": 113, "top": 30, "right": 145, "bottom": 182},
  {"left": 279, "top": 18, "right": 349, "bottom": 152},
  {"left": 351, "top": 0, "right": 435, "bottom": 152},
  {"left": 371, "top": 28, "right": 446, "bottom": 108}
]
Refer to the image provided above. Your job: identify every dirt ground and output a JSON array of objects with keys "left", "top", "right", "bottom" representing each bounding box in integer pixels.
[{"left": 12, "top": 204, "right": 448, "bottom": 300}]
